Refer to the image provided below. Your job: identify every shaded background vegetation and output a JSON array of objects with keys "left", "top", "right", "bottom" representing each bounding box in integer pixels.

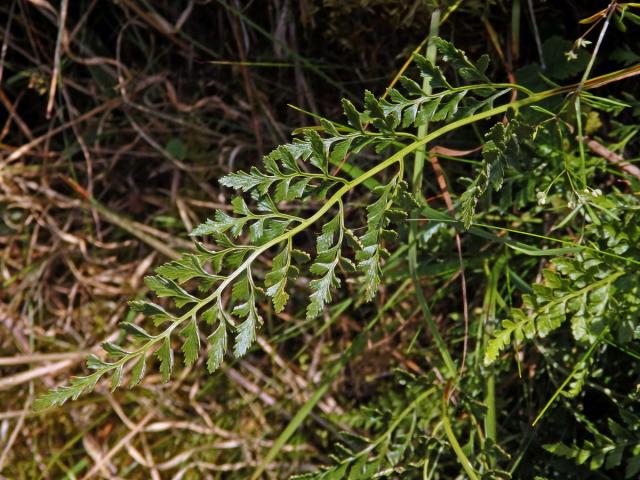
[{"left": 1, "top": 1, "right": 639, "bottom": 478}]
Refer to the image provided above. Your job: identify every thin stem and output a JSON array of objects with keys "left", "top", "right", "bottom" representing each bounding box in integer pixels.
[
  {"left": 575, "top": 97, "right": 587, "bottom": 186},
  {"left": 482, "top": 258, "right": 503, "bottom": 465},
  {"left": 414, "top": 217, "right": 640, "bottom": 267},
  {"left": 577, "top": 2, "right": 615, "bottom": 91},
  {"left": 431, "top": 82, "right": 535, "bottom": 98},
  {"left": 526, "top": 0, "right": 545, "bottom": 70},
  {"left": 408, "top": 8, "right": 456, "bottom": 378},
  {"left": 441, "top": 389, "right": 480, "bottom": 480},
  {"left": 575, "top": 1, "right": 615, "bottom": 185},
  {"left": 531, "top": 328, "right": 607, "bottom": 426}
]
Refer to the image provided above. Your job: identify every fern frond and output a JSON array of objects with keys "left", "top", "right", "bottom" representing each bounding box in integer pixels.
[
  {"left": 36, "top": 37, "right": 625, "bottom": 410},
  {"left": 460, "top": 119, "right": 535, "bottom": 229},
  {"left": 485, "top": 249, "right": 629, "bottom": 365}
]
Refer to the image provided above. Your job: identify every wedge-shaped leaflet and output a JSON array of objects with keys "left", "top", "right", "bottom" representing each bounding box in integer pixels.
[
  {"left": 307, "top": 213, "right": 343, "bottom": 319},
  {"left": 357, "top": 181, "right": 400, "bottom": 302},
  {"left": 144, "top": 275, "right": 198, "bottom": 308}
]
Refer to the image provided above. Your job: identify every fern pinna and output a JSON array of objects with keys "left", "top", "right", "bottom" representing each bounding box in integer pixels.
[{"left": 34, "top": 37, "right": 640, "bottom": 411}]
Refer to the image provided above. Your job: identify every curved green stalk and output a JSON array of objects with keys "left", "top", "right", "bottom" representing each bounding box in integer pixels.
[
  {"left": 416, "top": 217, "right": 640, "bottom": 267},
  {"left": 441, "top": 390, "right": 480, "bottom": 480},
  {"left": 408, "top": 8, "right": 457, "bottom": 378},
  {"left": 482, "top": 258, "right": 504, "bottom": 466},
  {"left": 575, "top": 3, "right": 615, "bottom": 186},
  {"left": 531, "top": 328, "right": 608, "bottom": 426}
]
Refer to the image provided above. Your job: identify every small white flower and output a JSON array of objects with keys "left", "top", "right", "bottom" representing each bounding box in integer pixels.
[
  {"left": 565, "top": 50, "right": 578, "bottom": 61},
  {"left": 592, "top": 188, "right": 602, "bottom": 197},
  {"left": 568, "top": 200, "right": 576, "bottom": 209},
  {"left": 536, "top": 191, "right": 547, "bottom": 205},
  {"left": 576, "top": 38, "right": 592, "bottom": 49}
]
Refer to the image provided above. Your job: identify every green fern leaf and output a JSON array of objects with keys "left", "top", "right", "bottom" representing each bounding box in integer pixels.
[
  {"left": 433, "top": 37, "right": 490, "bottom": 83},
  {"left": 33, "top": 373, "right": 101, "bottom": 411},
  {"left": 234, "top": 309, "right": 258, "bottom": 357},
  {"left": 101, "top": 342, "right": 129, "bottom": 357},
  {"left": 265, "top": 244, "right": 292, "bottom": 312},
  {"left": 356, "top": 182, "right": 397, "bottom": 301},
  {"left": 130, "top": 356, "right": 146, "bottom": 387},
  {"left": 144, "top": 276, "right": 197, "bottom": 308},
  {"left": 156, "top": 254, "right": 217, "bottom": 284},
  {"left": 342, "top": 98, "right": 364, "bottom": 132},
  {"left": 156, "top": 336, "right": 174, "bottom": 383},
  {"left": 307, "top": 213, "right": 343, "bottom": 319},
  {"left": 219, "top": 166, "right": 274, "bottom": 193},
  {"left": 207, "top": 320, "right": 227, "bottom": 373},
  {"left": 180, "top": 316, "right": 200, "bottom": 367},
  {"left": 120, "top": 322, "right": 155, "bottom": 340}
]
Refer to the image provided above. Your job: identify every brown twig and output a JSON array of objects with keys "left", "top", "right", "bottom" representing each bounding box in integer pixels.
[
  {"left": 585, "top": 136, "right": 640, "bottom": 180},
  {"left": 429, "top": 146, "right": 480, "bottom": 379}
]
